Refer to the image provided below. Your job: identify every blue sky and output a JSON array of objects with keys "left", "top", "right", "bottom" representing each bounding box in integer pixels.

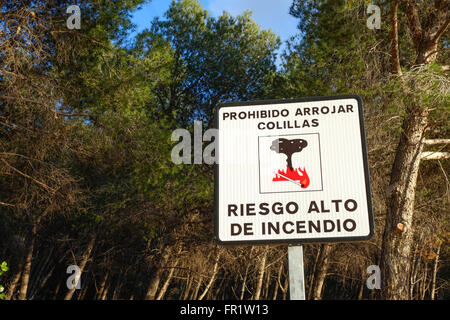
[{"left": 130, "top": 0, "right": 299, "bottom": 64}]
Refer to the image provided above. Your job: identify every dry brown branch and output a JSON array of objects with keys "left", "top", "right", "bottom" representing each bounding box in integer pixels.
[
  {"left": 0, "top": 201, "right": 16, "bottom": 208},
  {"left": 0, "top": 158, "right": 56, "bottom": 193}
]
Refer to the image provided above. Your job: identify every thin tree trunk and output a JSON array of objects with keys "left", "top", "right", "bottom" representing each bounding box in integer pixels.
[
  {"left": 112, "top": 284, "right": 119, "bottom": 300},
  {"left": 111, "top": 272, "right": 125, "bottom": 300},
  {"left": 390, "top": 0, "right": 402, "bottom": 74},
  {"left": 53, "top": 281, "right": 61, "bottom": 300},
  {"left": 380, "top": 107, "right": 429, "bottom": 300},
  {"left": 145, "top": 268, "right": 162, "bottom": 300},
  {"left": 420, "top": 261, "right": 428, "bottom": 300},
  {"left": 110, "top": 274, "right": 122, "bottom": 300},
  {"left": 6, "top": 266, "right": 22, "bottom": 300},
  {"left": 79, "top": 282, "right": 89, "bottom": 300},
  {"left": 410, "top": 242, "right": 420, "bottom": 298},
  {"left": 18, "top": 218, "right": 40, "bottom": 300},
  {"left": 191, "top": 276, "right": 202, "bottom": 300},
  {"left": 29, "top": 247, "right": 55, "bottom": 300},
  {"left": 31, "top": 266, "right": 55, "bottom": 300},
  {"left": 263, "top": 267, "right": 270, "bottom": 299},
  {"left": 213, "top": 276, "right": 225, "bottom": 300},
  {"left": 145, "top": 249, "right": 170, "bottom": 300},
  {"left": 253, "top": 246, "right": 268, "bottom": 300},
  {"left": 101, "top": 284, "right": 109, "bottom": 300},
  {"left": 64, "top": 235, "right": 96, "bottom": 300},
  {"left": 183, "top": 272, "right": 193, "bottom": 300},
  {"left": 312, "top": 244, "right": 332, "bottom": 300},
  {"left": 308, "top": 245, "right": 321, "bottom": 299},
  {"left": 156, "top": 258, "right": 179, "bottom": 300},
  {"left": 96, "top": 272, "right": 109, "bottom": 300},
  {"left": 273, "top": 263, "right": 282, "bottom": 300},
  {"left": 430, "top": 243, "right": 441, "bottom": 300},
  {"left": 198, "top": 251, "right": 221, "bottom": 300},
  {"left": 358, "top": 280, "right": 365, "bottom": 300},
  {"left": 240, "top": 267, "right": 248, "bottom": 300},
  {"left": 357, "top": 266, "right": 366, "bottom": 300},
  {"left": 281, "top": 274, "right": 288, "bottom": 300}
]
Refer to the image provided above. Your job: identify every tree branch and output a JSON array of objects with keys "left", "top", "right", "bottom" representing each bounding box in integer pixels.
[
  {"left": 56, "top": 112, "right": 92, "bottom": 118},
  {"left": 430, "top": 0, "right": 450, "bottom": 43},
  {"left": 421, "top": 151, "right": 450, "bottom": 160},
  {"left": 391, "top": 0, "right": 402, "bottom": 75},
  {"left": 423, "top": 139, "right": 450, "bottom": 145},
  {"left": 401, "top": 0, "right": 423, "bottom": 49},
  {"left": 0, "top": 158, "right": 56, "bottom": 192},
  {"left": 0, "top": 201, "right": 16, "bottom": 208}
]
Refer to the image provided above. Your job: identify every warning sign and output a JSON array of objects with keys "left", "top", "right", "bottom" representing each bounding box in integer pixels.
[{"left": 214, "top": 95, "right": 374, "bottom": 244}]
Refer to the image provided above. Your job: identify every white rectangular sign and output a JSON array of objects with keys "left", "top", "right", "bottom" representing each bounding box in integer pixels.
[{"left": 214, "top": 95, "right": 374, "bottom": 244}]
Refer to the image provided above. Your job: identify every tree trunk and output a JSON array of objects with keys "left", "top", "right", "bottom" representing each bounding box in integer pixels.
[
  {"left": 273, "top": 264, "right": 282, "bottom": 300},
  {"left": 64, "top": 235, "right": 96, "bottom": 300},
  {"left": 31, "top": 266, "right": 55, "bottom": 300},
  {"left": 357, "top": 279, "right": 365, "bottom": 300},
  {"left": 253, "top": 246, "right": 268, "bottom": 300},
  {"left": 6, "top": 266, "right": 22, "bottom": 300},
  {"left": 145, "top": 249, "right": 170, "bottom": 300},
  {"left": 198, "top": 251, "right": 220, "bottom": 300},
  {"left": 390, "top": 0, "right": 402, "bottom": 74},
  {"left": 96, "top": 272, "right": 109, "bottom": 300},
  {"left": 101, "top": 284, "right": 109, "bottom": 300},
  {"left": 79, "top": 282, "right": 89, "bottom": 300},
  {"left": 416, "top": 41, "right": 439, "bottom": 65},
  {"left": 409, "top": 242, "right": 420, "bottom": 298},
  {"left": 112, "top": 284, "right": 119, "bottom": 300},
  {"left": 240, "top": 247, "right": 253, "bottom": 300},
  {"left": 307, "top": 245, "right": 321, "bottom": 300},
  {"left": 380, "top": 107, "right": 429, "bottom": 299},
  {"left": 53, "top": 282, "right": 61, "bottom": 300},
  {"left": 420, "top": 261, "right": 428, "bottom": 300},
  {"left": 29, "top": 247, "right": 55, "bottom": 300},
  {"left": 281, "top": 274, "right": 288, "bottom": 300},
  {"left": 381, "top": 0, "right": 449, "bottom": 298},
  {"left": 430, "top": 243, "right": 441, "bottom": 300},
  {"left": 312, "top": 244, "right": 332, "bottom": 300},
  {"left": 213, "top": 275, "right": 225, "bottom": 300},
  {"left": 381, "top": 0, "right": 449, "bottom": 297},
  {"left": 240, "top": 267, "right": 248, "bottom": 300},
  {"left": 18, "top": 219, "right": 39, "bottom": 300},
  {"left": 191, "top": 276, "right": 202, "bottom": 300},
  {"left": 263, "top": 267, "right": 270, "bottom": 299},
  {"left": 183, "top": 273, "right": 193, "bottom": 300},
  {"left": 145, "top": 267, "right": 162, "bottom": 300},
  {"left": 156, "top": 258, "right": 179, "bottom": 300}
]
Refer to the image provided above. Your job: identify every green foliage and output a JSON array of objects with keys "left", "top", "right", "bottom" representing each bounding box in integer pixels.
[
  {"left": 0, "top": 262, "right": 8, "bottom": 300},
  {"left": 135, "top": 0, "right": 280, "bottom": 126},
  {"left": 382, "top": 63, "right": 450, "bottom": 119},
  {"left": 280, "top": 0, "right": 381, "bottom": 97}
]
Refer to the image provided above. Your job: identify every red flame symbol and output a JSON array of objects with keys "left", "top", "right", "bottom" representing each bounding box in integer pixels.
[{"left": 273, "top": 166, "right": 310, "bottom": 189}]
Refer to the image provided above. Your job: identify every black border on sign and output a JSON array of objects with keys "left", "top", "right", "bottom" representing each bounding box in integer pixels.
[
  {"left": 257, "top": 132, "right": 324, "bottom": 194},
  {"left": 214, "top": 94, "right": 375, "bottom": 245}
]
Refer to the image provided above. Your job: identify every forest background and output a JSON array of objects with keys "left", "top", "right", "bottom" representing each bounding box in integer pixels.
[{"left": 0, "top": 0, "right": 448, "bottom": 300}]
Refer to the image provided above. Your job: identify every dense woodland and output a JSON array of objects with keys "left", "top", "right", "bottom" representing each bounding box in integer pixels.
[{"left": 0, "top": 0, "right": 449, "bottom": 300}]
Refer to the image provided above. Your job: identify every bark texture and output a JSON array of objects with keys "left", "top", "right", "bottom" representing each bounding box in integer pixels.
[
  {"left": 312, "top": 244, "right": 332, "bottom": 300},
  {"left": 380, "top": 107, "right": 429, "bottom": 299}
]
